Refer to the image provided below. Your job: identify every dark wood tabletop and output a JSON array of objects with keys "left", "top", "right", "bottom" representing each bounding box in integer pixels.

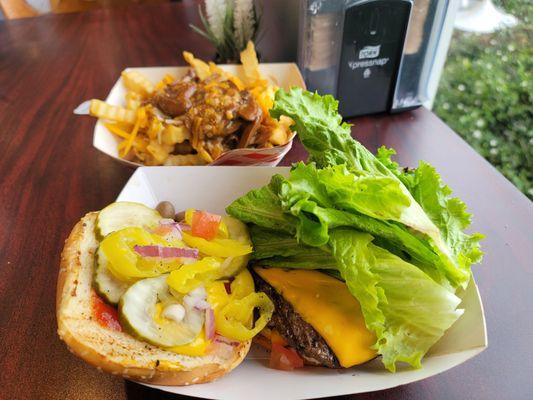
[{"left": 1, "top": 2, "right": 532, "bottom": 400}]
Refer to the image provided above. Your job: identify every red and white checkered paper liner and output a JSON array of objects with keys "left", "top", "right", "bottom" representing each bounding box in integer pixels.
[{"left": 209, "top": 140, "right": 293, "bottom": 166}]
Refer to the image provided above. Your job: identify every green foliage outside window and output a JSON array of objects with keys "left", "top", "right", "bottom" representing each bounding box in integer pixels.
[{"left": 434, "top": 0, "right": 532, "bottom": 199}]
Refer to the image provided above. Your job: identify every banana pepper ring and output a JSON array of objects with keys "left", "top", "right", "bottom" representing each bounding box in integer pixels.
[
  {"left": 182, "top": 232, "right": 252, "bottom": 258},
  {"left": 100, "top": 227, "right": 183, "bottom": 281},
  {"left": 215, "top": 292, "right": 274, "bottom": 341},
  {"left": 206, "top": 269, "right": 255, "bottom": 311},
  {"left": 166, "top": 257, "right": 221, "bottom": 294}
]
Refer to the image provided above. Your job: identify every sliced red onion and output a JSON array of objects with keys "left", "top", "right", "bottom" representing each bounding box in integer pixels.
[
  {"left": 159, "top": 218, "right": 178, "bottom": 225},
  {"left": 151, "top": 220, "right": 183, "bottom": 242},
  {"left": 178, "top": 222, "right": 191, "bottom": 231},
  {"left": 205, "top": 308, "right": 215, "bottom": 341},
  {"left": 184, "top": 286, "right": 208, "bottom": 309},
  {"left": 193, "top": 300, "right": 211, "bottom": 311},
  {"left": 134, "top": 245, "right": 198, "bottom": 259},
  {"left": 160, "top": 219, "right": 183, "bottom": 239},
  {"left": 223, "top": 276, "right": 235, "bottom": 295},
  {"left": 214, "top": 334, "right": 239, "bottom": 346}
]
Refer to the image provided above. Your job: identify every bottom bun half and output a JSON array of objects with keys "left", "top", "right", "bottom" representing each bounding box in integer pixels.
[{"left": 56, "top": 212, "right": 250, "bottom": 385}]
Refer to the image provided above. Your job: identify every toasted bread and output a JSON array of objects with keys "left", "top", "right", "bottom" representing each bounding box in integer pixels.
[{"left": 57, "top": 212, "right": 251, "bottom": 385}]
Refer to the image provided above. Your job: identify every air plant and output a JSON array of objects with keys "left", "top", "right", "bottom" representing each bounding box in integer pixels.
[{"left": 190, "top": 0, "right": 261, "bottom": 63}]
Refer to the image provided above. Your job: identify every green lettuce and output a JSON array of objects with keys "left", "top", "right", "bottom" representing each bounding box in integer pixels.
[
  {"left": 270, "top": 87, "right": 393, "bottom": 176},
  {"left": 249, "top": 225, "right": 329, "bottom": 260},
  {"left": 330, "top": 229, "right": 463, "bottom": 371},
  {"left": 226, "top": 88, "right": 483, "bottom": 372},
  {"left": 250, "top": 225, "right": 337, "bottom": 269},
  {"left": 225, "top": 175, "right": 297, "bottom": 235},
  {"left": 283, "top": 162, "right": 411, "bottom": 222},
  {"left": 269, "top": 88, "right": 480, "bottom": 289},
  {"left": 377, "top": 148, "right": 484, "bottom": 274},
  {"left": 249, "top": 225, "right": 464, "bottom": 371},
  {"left": 231, "top": 172, "right": 446, "bottom": 284},
  {"left": 279, "top": 162, "right": 463, "bottom": 286},
  {"left": 254, "top": 255, "right": 338, "bottom": 270}
]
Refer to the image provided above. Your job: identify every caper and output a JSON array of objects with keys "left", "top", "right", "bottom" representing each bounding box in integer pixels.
[
  {"left": 174, "top": 210, "right": 186, "bottom": 222},
  {"left": 156, "top": 201, "right": 175, "bottom": 219}
]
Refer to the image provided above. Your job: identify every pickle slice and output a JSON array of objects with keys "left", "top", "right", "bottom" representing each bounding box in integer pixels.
[
  {"left": 93, "top": 246, "right": 129, "bottom": 305},
  {"left": 220, "top": 216, "right": 252, "bottom": 277},
  {"left": 96, "top": 202, "right": 161, "bottom": 239},
  {"left": 119, "top": 275, "right": 204, "bottom": 347}
]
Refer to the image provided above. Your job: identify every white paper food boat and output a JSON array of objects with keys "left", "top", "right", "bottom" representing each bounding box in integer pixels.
[
  {"left": 89, "top": 64, "right": 305, "bottom": 167},
  {"left": 116, "top": 166, "right": 488, "bottom": 400}
]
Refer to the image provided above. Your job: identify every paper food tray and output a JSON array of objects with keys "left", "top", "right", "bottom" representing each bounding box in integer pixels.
[
  {"left": 89, "top": 64, "right": 305, "bottom": 167},
  {"left": 115, "top": 166, "right": 488, "bottom": 400}
]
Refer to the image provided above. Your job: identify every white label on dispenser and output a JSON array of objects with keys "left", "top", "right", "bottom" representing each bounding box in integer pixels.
[{"left": 359, "top": 45, "right": 381, "bottom": 59}]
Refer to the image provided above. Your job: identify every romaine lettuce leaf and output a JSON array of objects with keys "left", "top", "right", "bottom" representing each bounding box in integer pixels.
[
  {"left": 330, "top": 229, "right": 463, "bottom": 372},
  {"left": 228, "top": 171, "right": 451, "bottom": 285},
  {"left": 225, "top": 175, "right": 297, "bottom": 235},
  {"left": 254, "top": 255, "right": 338, "bottom": 270},
  {"left": 249, "top": 225, "right": 329, "bottom": 260},
  {"left": 376, "top": 148, "right": 484, "bottom": 283},
  {"left": 270, "top": 88, "right": 394, "bottom": 176},
  {"left": 283, "top": 162, "right": 411, "bottom": 221},
  {"left": 226, "top": 88, "right": 483, "bottom": 372},
  {"left": 270, "top": 88, "right": 477, "bottom": 289}
]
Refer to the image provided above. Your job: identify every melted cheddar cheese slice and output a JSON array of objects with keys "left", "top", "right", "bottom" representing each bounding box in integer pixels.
[{"left": 255, "top": 268, "right": 377, "bottom": 367}]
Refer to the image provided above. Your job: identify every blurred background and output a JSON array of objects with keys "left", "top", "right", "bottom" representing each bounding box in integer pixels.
[
  {"left": 434, "top": 0, "right": 531, "bottom": 200},
  {"left": 0, "top": 0, "right": 530, "bottom": 199}
]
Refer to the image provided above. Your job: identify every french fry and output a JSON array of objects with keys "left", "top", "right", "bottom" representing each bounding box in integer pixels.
[
  {"left": 84, "top": 42, "right": 293, "bottom": 166},
  {"left": 134, "top": 147, "right": 146, "bottom": 161},
  {"left": 268, "top": 116, "right": 294, "bottom": 146},
  {"left": 253, "top": 85, "right": 276, "bottom": 114},
  {"left": 240, "top": 41, "right": 266, "bottom": 87},
  {"left": 164, "top": 154, "right": 207, "bottom": 166},
  {"left": 125, "top": 92, "right": 142, "bottom": 110},
  {"left": 146, "top": 140, "right": 173, "bottom": 164},
  {"left": 208, "top": 142, "right": 224, "bottom": 160},
  {"left": 146, "top": 117, "right": 163, "bottom": 141},
  {"left": 268, "top": 127, "right": 287, "bottom": 146},
  {"left": 155, "top": 74, "right": 175, "bottom": 91},
  {"left": 227, "top": 75, "right": 245, "bottom": 90},
  {"left": 161, "top": 125, "right": 190, "bottom": 145},
  {"left": 121, "top": 107, "right": 146, "bottom": 157},
  {"left": 183, "top": 51, "right": 211, "bottom": 80},
  {"left": 121, "top": 71, "right": 154, "bottom": 96},
  {"left": 279, "top": 115, "right": 294, "bottom": 130},
  {"left": 90, "top": 100, "right": 136, "bottom": 124},
  {"left": 208, "top": 61, "right": 225, "bottom": 76},
  {"left": 197, "top": 147, "right": 214, "bottom": 163}
]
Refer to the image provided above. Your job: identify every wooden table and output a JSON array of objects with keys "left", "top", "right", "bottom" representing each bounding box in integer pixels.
[{"left": 1, "top": 3, "right": 532, "bottom": 400}]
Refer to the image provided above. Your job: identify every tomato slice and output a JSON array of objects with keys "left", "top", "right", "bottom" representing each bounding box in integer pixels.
[
  {"left": 269, "top": 343, "right": 304, "bottom": 371},
  {"left": 91, "top": 291, "right": 122, "bottom": 332},
  {"left": 191, "top": 210, "right": 221, "bottom": 240}
]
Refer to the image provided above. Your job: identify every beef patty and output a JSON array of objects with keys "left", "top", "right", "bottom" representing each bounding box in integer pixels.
[{"left": 253, "top": 270, "right": 340, "bottom": 368}]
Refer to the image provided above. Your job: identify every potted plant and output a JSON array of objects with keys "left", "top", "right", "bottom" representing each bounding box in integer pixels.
[{"left": 190, "top": 0, "right": 261, "bottom": 63}]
